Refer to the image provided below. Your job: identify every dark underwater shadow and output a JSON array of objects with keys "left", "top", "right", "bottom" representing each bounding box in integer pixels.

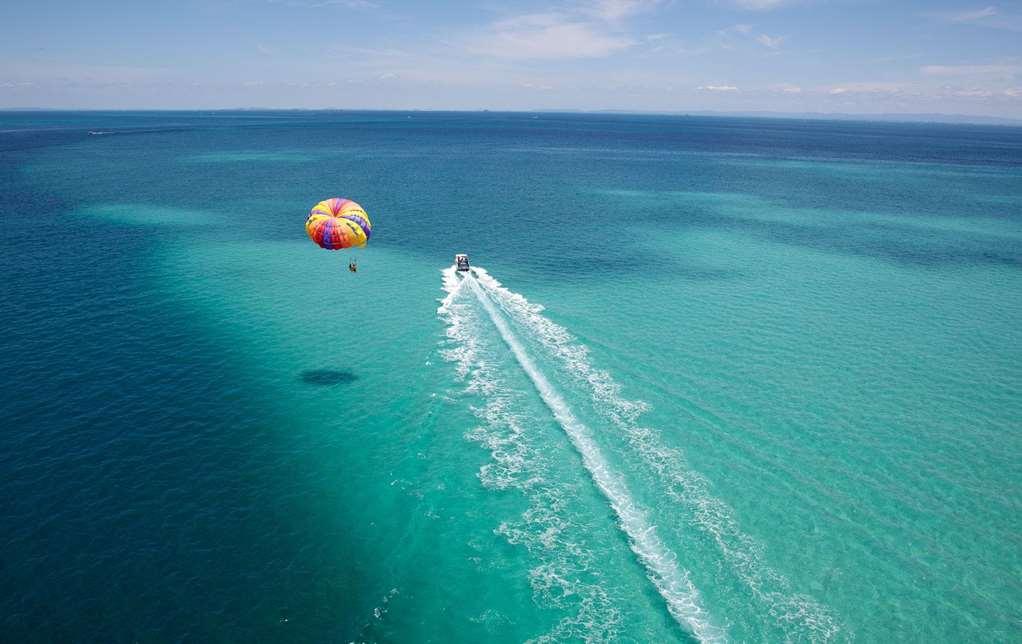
[
  {"left": 299, "top": 369, "right": 358, "bottom": 386},
  {"left": 604, "top": 190, "right": 1022, "bottom": 269}
]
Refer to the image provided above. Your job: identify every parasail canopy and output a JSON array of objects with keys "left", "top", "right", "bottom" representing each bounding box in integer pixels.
[{"left": 305, "top": 197, "right": 372, "bottom": 250}]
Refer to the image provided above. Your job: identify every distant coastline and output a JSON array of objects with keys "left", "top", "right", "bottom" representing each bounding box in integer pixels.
[
  {"left": 589, "top": 109, "right": 1022, "bottom": 127},
  {"left": 1, "top": 107, "right": 1020, "bottom": 127}
]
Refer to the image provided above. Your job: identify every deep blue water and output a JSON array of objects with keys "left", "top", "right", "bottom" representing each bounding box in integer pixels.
[{"left": 2, "top": 111, "right": 1020, "bottom": 642}]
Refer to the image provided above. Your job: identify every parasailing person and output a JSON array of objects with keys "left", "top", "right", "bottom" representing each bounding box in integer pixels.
[{"left": 304, "top": 197, "right": 373, "bottom": 273}]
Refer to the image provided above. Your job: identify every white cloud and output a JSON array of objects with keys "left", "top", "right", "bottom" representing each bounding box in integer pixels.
[
  {"left": 934, "top": 84, "right": 1022, "bottom": 99},
  {"left": 921, "top": 64, "right": 1021, "bottom": 77},
  {"left": 948, "top": 5, "right": 998, "bottom": 23},
  {"left": 733, "top": 0, "right": 791, "bottom": 10},
  {"left": 928, "top": 5, "right": 1022, "bottom": 31},
  {"left": 330, "top": 46, "right": 410, "bottom": 60},
  {"left": 461, "top": 0, "right": 664, "bottom": 60},
  {"left": 519, "top": 81, "right": 555, "bottom": 90},
  {"left": 717, "top": 24, "right": 786, "bottom": 51},
  {"left": 587, "top": 0, "right": 659, "bottom": 21},
  {"left": 465, "top": 12, "right": 636, "bottom": 60},
  {"left": 952, "top": 88, "right": 994, "bottom": 97},
  {"left": 697, "top": 84, "right": 740, "bottom": 92},
  {"left": 267, "top": 0, "right": 378, "bottom": 8},
  {"left": 756, "top": 34, "right": 784, "bottom": 49},
  {"left": 771, "top": 83, "right": 802, "bottom": 93},
  {"left": 641, "top": 34, "right": 713, "bottom": 56},
  {"left": 0, "top": 61, "right": 167, "bottom": 84},
  {"left": 827, "top": 82, "right": 904, "bottom": 95}
]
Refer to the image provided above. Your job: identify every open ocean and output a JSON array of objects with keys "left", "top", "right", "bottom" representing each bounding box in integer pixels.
[{"left": 2, "top": 110, "right": 1020, "bottom": 642}]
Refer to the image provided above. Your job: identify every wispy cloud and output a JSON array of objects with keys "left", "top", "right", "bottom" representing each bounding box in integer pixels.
[
  {"left": 698, "top": 84, "right": 740, "bottom": 91},
  {"left": 826, "top": 82, "right": 904, "bottom": 96},
  {"left": 732, "top": 0, "right": 793, "bottom": 10},
  {"left": 586, "top": 0, "right": 660, "bottom": 21},
  {"left": 949, "top": 87, "right": 995, "bottom": 97},
  {"left": 464, "top": 2, "right": 658, "bottom": 60},
  {"left": 928, "top": 4, "right": 1022, "bottom": 31},
  {"left": 933, "top": 85, "right": 1022, "bottom": 98},
  {"left": 322, "top": 0, "right": 378, "bottom": 7},
  {"left": 519, "top": 80, "right": 555, "bottom": 90},
  {"left": 921, "top": 63, "right": 1021, "bottom": 77},
  {"left": 639, "top": 32, "right": 713, "bottom": 57},
  {"left": 947, "top": 5, "right": 998, "bottom": 23},
  {"left": 721, "top": 24, "right": 753, "bottom": 35},
  {"left": 466, "top": 13, "right": 635, "bottom": 59},
  {"left": 771, "top": 83, "right": 802, "bottom": 93},
  {"left": 267, "top": 0, "right": 378, "bottom": 8},
  {"left": 718, "top": 24, "right": 786, "bottom": 50},
  {"left": 329, "top": 45, "right": 410, "bottom": 60},
  {"left": 756, "top": 34, "right": 784, "bottom": 49},
  {"left": 0, "top": 61, "right": 168, "bottom": 84}
]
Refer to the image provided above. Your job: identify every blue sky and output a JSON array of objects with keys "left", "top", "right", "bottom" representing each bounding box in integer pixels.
[{"left": 1, "top": 0, "right": 1020, "bottom": 116}]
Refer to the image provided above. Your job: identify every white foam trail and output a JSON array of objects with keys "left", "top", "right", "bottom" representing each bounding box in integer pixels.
[
  {"left": 439, "top": 266, "right": 623, "bottom": 642},
  {"left": 471, "top": 266, "right": 842, "bottom": 642},
  {"left": 438, "top": 266, "right": 465, "bottom": 314},
  {"left": 461, "top": 272, "right": 724, "bottom": 643}
]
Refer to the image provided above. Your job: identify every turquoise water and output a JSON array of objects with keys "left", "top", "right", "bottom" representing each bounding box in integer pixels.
[{"left": 2, "top": 111, "right": 1020, "bottom": 641}]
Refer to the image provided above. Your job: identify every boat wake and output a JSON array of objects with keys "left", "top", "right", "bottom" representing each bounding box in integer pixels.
[
  {"left": 463, "top": 266, "right": 843, "bottom": 642},
  {"left": 440, "top": 269, "right": 623, "bottom": 641},
  {"left": 441, "top": 267, "right": 723, "bottom": 642}
]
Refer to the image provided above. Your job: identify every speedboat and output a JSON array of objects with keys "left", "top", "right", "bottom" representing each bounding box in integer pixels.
[{"left": 455, "top": 254, "right": 471, "bottom": 272}]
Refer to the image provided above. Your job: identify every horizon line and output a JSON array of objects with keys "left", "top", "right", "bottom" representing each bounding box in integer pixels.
[{"left": 1, "top": 107, "right": 1020, "bottom": 126}]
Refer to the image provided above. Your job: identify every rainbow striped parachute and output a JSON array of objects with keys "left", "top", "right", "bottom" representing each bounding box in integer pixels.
[{"left": 305, "top": 197, "right": 372, "bottom": 250}]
